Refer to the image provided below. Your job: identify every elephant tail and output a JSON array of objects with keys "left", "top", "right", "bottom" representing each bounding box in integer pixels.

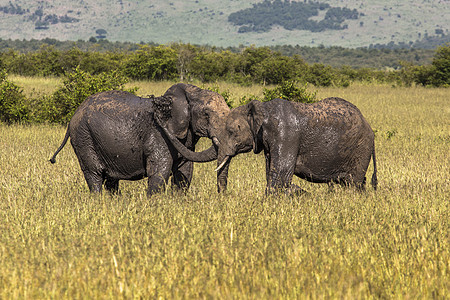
[
  {"left": 371, "top": 142, "right": 378, "bottom": 190},
  {"left": 49, "top": 125, "right": 70, "bottom": 164}
]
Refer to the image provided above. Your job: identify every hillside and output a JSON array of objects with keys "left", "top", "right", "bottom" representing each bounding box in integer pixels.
[{"left": 0, "top": 0, "right": 449, "bottom": 48}]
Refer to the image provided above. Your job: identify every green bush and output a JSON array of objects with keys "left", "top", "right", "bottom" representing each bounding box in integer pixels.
[
  {"left": 123, "top": 45, "right": 178, "bottom": 80},
  {"left": 41, "top": 67, "right": 137, "bottom": 123},
  {"left": 237, "top": 81, "right": 317, "bottom": 107},
  {"left": 304, "top": 63, "right": 335, "bottom": 87},
  {"left": 431, "top": 44, "right": 450, "bottom": 87},
  {"left": 262, "top": 80, "right": 317, "bottom": 103},
  {"left": 190, "top": 51, "right": 232, "bottom": 83},
  {"left": 0, "top": 70, "right": 29, "bottom": 123}
]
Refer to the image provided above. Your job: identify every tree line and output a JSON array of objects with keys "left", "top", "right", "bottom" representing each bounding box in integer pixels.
[
  {"left": 0, "top": 38, "right": 440, "bottom": 68},
  {"left": 1, "top": 41, "right": 449, "bottom": 124},
  {"left": 1, "top": 42, "right": 448, "bottom": 87}
]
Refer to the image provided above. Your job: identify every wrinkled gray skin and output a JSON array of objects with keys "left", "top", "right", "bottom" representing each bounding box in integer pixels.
[
  {"left": 49, "top": 83, "right": 230, "bottom": 196},
  {"left": 212, "top": 97, "right": 378, "bottom": 194}
]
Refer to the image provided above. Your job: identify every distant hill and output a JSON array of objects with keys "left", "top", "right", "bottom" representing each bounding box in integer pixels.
[{"left": 0, "top": 0, "right": 449, "bottom": 48}]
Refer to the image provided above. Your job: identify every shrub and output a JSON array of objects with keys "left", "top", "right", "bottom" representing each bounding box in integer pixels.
[
  {"left": 262, "top": 80, "right": 317, "bottom": 103},
  {"left": 42, "top": 67, "right": 137, "bottom": 123},
  {"left": 238, "top": 81, "right": 317, "bottom": 106},
  {"left": 413, "top": 65, "right": 435, "bottom": 86},
  {"left": 431, "top": 44, "right": 450, "bottom": 87},
  {"left": 189, "top": 51, "right": 231, "bottom": 83},
  {"left": 0, "top": 70, "right": 29, "bottom": 123},
  {"left": 304, "top": 63, "right": 335, "bottom": 87},
  {"left": 123, "top": 45, "right": 178, "bottom": 80}
]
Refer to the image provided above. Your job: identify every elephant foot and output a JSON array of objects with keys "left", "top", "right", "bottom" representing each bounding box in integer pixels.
[{"left": 105, "top": 178, "right": 120, "bottom": 194}]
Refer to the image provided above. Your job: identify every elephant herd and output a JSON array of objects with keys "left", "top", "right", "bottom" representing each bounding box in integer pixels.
[{"left": 50, "top": 83, "right": 377, "bottom": 196}]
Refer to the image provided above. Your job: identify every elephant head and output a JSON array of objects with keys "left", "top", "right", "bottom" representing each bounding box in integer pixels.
[
  {"left": 215, "top": 100, "right": 265, "bottom": 192},
  {"left": 158, "top": 96, "right": 265, "bottom": 193},
  {"left": 153, "top": 83, "right": 230, "bottom": 162},
  {"left": 161, "top": 83, "right": 230, "bottom": 140}
]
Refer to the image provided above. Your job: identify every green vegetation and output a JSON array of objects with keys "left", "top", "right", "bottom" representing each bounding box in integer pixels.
[
  {"left": 229, "top": 0, "right": 359, "bottom": 33},
  {"left": 262, "top": 81, "right": 317, "bottom": 103},
  {"left": 2, "top": 43, "right": 449, "bottom": 86},
  {"left": 431, "top": 44, "right": 450, "bottom": 86},
  {"left": 0, "top": 68, "right": 135, "bottom": 124},
  {"left": 0, "top": 70, "right": 28, "bottom": 123},
  {"left": 240, "top": 80, "right": 318, "bottom": 105},
  {"left": 42, "top": 68, "right": 137, "bottom": 123},
  {"left": 1, "top": 83, "right": 448, "bottom": 298},
  {"left": 1, "top": 43, "right": 449, "bottom": 123},
  {"left": 0, "top": 37, "right": 440, "bottom": 68},
  {"left": 123, "top": 45, "right": 178, "bottom": 81}
]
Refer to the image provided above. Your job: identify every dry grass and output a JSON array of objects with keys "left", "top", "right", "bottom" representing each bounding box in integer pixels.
[
  {"left": 0, "top": 81, "right": 449, "bottom": 298},
  {"left": 7, "top": 75, "right": 62, "bottom": 96}
]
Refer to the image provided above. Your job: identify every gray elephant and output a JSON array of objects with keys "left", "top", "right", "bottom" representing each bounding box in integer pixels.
[
  {"left": 49, "top": 83, "right": 230, "bottom": 196},
  {"left": 165, "top": 97, "right": 377, "bottom": 194}
]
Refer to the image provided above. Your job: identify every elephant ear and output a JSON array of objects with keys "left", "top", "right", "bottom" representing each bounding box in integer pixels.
[
  {"left": 183, "top": 83, "right": 230, "bottom": 138},
  {"left": 158, "top": 84, "right": 191, "bottom": 139},
  {"left": 247, "top": 100, "right": 265, "bottom": 154}
]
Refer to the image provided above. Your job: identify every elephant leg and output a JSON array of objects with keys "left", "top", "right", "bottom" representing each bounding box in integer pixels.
[
  {"left": 172, "top": 159, "right": 193, "bottom": 192},
  {"left": 146, "top": 153, "right": 173, "bottom": 197},
  {"left": 81, "top": 169, "right": 103, "bottom": 193},
  {"left": 74, "top": 148, "right": 104, "bottom": 193},
  {"left": 265, "top": 147, "right": 297, "bottom": 195},
  {"left": 105, "top": 178, "right": 120, "bottom": 194}
]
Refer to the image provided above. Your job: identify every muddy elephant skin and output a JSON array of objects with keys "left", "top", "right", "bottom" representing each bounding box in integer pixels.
[
  {"left": 50, "top": 84, "right": 230, "bottom": 196},
  {"left": 214, "top": 97, "right": 377, "bottom": 194}
]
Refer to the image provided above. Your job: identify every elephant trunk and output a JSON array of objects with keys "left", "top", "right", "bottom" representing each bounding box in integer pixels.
[
  {"left": 160, "top": 124, "right": 218, "bottom": 162},
  {"left": 216, "top": 154, "right": 231, "bottom": 193}
]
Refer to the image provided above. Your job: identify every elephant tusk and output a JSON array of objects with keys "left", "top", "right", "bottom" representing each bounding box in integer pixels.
[
  {"left": 212, "top": 137, "right": 220, "bottom": 146},
  {"left": 215, "top": 156, "right": 229, "bottom": 172}
]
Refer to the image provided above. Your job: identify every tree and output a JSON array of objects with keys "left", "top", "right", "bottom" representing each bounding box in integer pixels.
[
  {"left": 171, "top": 43, "right": 198, "bottom": 81},
  {"left": 123, "top": 45, "right": 177, "bottom": 80},
  {"left": 431, "top": 44, "right": 450, "bottom": 86},
  {"left": 95, "top": 29, "right": 107, "bottom": 39},
  {"left": 189, "top": 50, "right": 229, "bottom": 82}
]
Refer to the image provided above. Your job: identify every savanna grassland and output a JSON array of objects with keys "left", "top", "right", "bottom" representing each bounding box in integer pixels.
[{"left": 0, "top": 78, "right": 449, "bottom": 298}]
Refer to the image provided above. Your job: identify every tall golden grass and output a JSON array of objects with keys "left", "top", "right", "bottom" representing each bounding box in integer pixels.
[{"left": 1, "top": 78, "right": 449, "bottom": 298}]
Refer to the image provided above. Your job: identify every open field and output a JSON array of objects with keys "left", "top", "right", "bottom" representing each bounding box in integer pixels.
[{"left": 0, "top": 82, "right": 449, "bottom": 298}]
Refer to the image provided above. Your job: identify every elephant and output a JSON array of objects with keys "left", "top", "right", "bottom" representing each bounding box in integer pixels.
[
  {"left": 164, "top": 97, "right": 377, "bottom": 194},
  {"left": 49, "top": 83, "right": 230, "bottom": 196}
]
